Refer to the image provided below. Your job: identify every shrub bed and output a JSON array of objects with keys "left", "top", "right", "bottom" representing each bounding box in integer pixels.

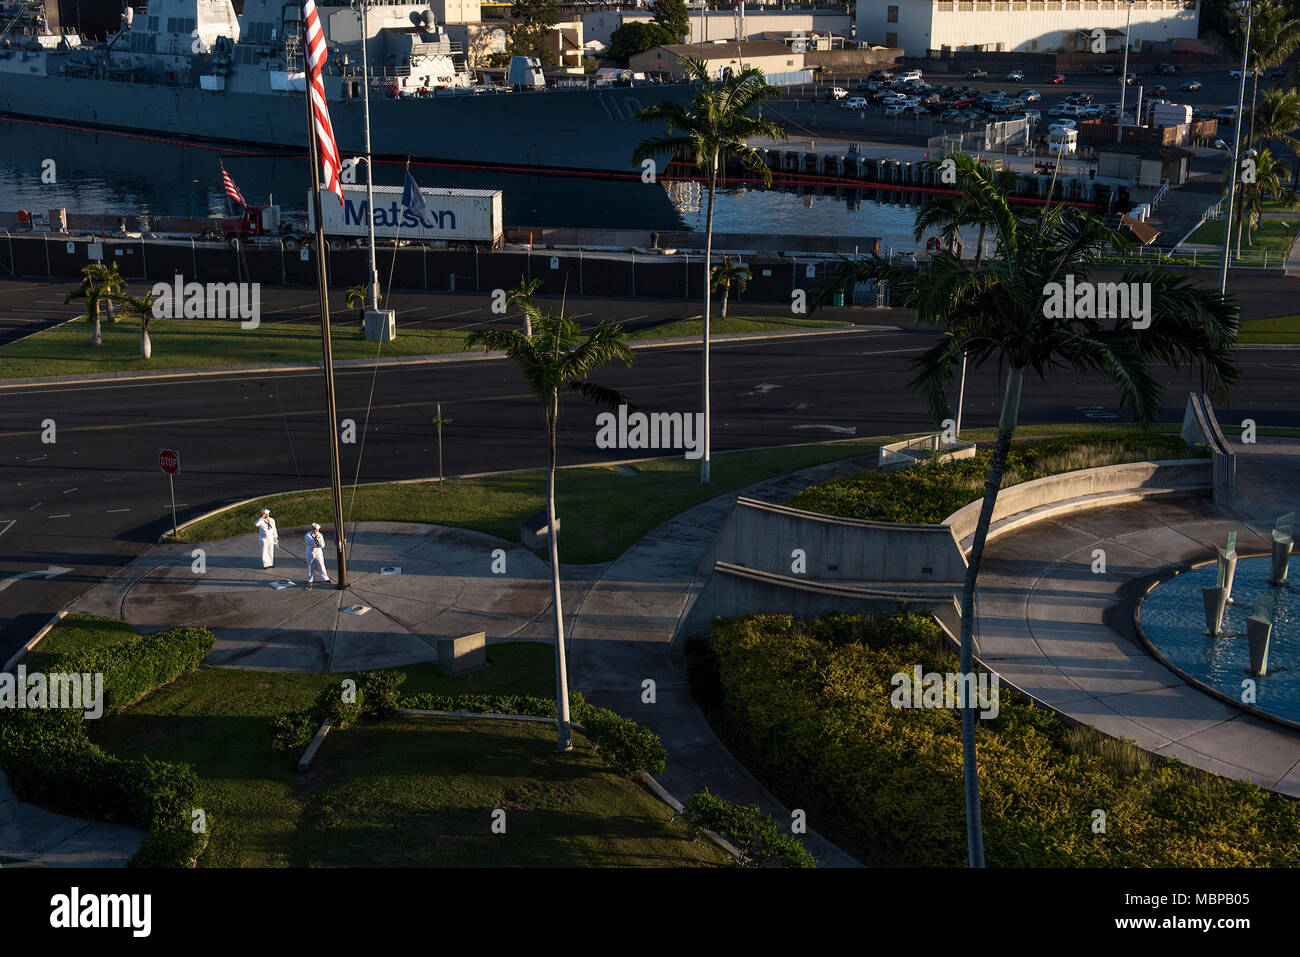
[
  {"left": 682, "top": 791, "right": 817, "bottom": 867},
  {"left": 0, "top": 625, "right": 215, "bottom": 868},
  {"left": 706, "top": 611, "right": 1300, "bottom": 867},
  {"left": 786, "top": 430, "right": 1201, "bottom": 524}
]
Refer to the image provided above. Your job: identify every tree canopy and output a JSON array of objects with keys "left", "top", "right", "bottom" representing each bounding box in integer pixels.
[
  {"left": 652, "top": 0, "right": 692, "bottom": 41},
  {"left": 610, "top": 21, "right": 678, "bottom": 63}
]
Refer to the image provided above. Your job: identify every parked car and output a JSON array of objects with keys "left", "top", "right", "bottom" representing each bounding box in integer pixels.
[
  {"left": 1181, "top": 80, "right": 1203, "bottom": 91},
  {"left": 1155, "top": 63, "right": 1177, "bottom": 75},
  {"left": 1006, "top": 70, "right": 1025, "bottom": 82},
  {"left": 1065, "top": 92, "right": 1093, "bottom": 105},
  {"left": 966, "top": 68, "right": 988, "bottom": 79},
  {"left": 1048, "top": 103, "right": 1083, "bottom": 118},
  {"left": 880, "top": 93, "right": 908, "bottom": 105},
  {"left": 1022, "top": 109, "right": 1041, "bottom": 123},
  {"left": 898, "top": 69, "right": 923, "bottom": 82},
  {"left": 940, "top": 108, "right": 963, "bottom": 123},
  {"left": 1150, "top": 85, "right": 1168, "bottom": 97},
  {"left": 1049, "top": 74, "right": 1066, "bottom": 84},
  {"left": 1097, "top": 64, "right": 1118, "bottom": 76},
  {"left": 1048, "top": 119, "right": 1077, "bottom": 133},
  {"left": 1268, "top": 68, "right": 1289, "bottom": 79},
  {"left": 868, "top": 70, "right": 894, "bottom": 81},
  {"left": 1017, "top": 89, "right": 1041, "bottom": 102},
  {"left": 842, "top": 96, "right": 869, "bottom": 110},
  {"left": 1215, "top": 106, "right": 1240, "bottom": 123},
  {"left": 1230, "top": 68, "right": 1261, "bottom": 79},
  {"left": 982, "top": 88, "right": 1008, "bottom": 101},
  {"left": 829, "top": 87, "right": 848, "bottom": 99},
  {"left": 883, "top": 102, "right": 910, "bottom": 116},
  {"left": 1081, "top": 103, "right": 1104, "bottom": 117}
]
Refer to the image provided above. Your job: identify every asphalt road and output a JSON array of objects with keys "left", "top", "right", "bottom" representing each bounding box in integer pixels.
[{"left": 2, "top": 324, "right": 1298, "bottom": 662}]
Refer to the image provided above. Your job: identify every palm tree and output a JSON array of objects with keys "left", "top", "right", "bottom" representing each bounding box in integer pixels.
[
  {"left": 464, "top": 292, "right": 633, "bottom": 750},
  {"left": 817, "top": 153, "right": 1239, "bottom": 866},
  {"left": 1238, "top": 148, "right": 1295, "bottom": 246},
  {"left": 1252, "top": 87, "right": 1300, "bottom": 184},
  {"left": 64, "top": 262, "right": 125, "bottom": 347},
  {"left": 1239, "top": 0, "right": 1300, "bottom": 145},
  {"left": 913, "top": 155, "right": 1019, "bottom": 267},
  {"left": 113, "top": 291, "right": 159, "bottom": 359},
  {"left": 634, "top": 57, "right": 786, "bottom": 485},
  {"left": 710, "top": 255, "right": 750, "bottom": 320}
]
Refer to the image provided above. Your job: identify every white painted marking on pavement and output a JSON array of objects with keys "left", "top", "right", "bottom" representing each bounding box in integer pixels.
[
  {"left": 48, "top": 514, "right": 71, "bottom": 519},
  {"left": 0, "top": 520, "right": 15, "bottom": 537},
  {"left": 27, "top": 502, "right": 42, "bottom": 510},
  {"left": 106, "top": 508, "right": 132, "bottom": 513},
  {"left": 62, "top": 488, "right": 78, "bottom": 494},
  {"left": 792, "top": 424, "right": 858, "bottom": 434},
  {"left": 0, "top": 565, "right": 73, "bottom": 593}
]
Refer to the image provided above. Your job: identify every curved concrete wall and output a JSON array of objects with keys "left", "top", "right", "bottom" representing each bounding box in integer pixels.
[
  {"left": 944, "top": 459, "right": 1212, "bottom": 550},
  {"left": 708, "top": 496, "right": 968, "bottom": 584}
]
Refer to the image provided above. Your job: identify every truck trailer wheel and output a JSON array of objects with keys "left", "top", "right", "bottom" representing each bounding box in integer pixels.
[{"left": 283, "top": 237, "right": 300, "bottom": 251}]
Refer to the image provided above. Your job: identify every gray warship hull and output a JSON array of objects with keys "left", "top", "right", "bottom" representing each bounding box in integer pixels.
[{"left": 0, "top": 72, "right": 682, "bottom": 173}]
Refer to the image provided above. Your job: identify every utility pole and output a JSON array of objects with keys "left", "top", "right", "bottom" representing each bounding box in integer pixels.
[
  {"left": 1221, "top": 0, "right": 1253, "bottom": 296},
  {"left": 357, "top": 0, "right": 380, "bottom": 312},
  {"left": 1116, "top": 0, "right": 1134, "bottom": 144}
]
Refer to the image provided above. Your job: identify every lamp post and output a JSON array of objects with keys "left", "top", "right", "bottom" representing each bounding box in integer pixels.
[
  {"left": 1116, "top": 0, "right": 1135, "bottom": 144},
  {"left": 354, "top": 0, "right": 380, "bottom": 313},
  {"left": 1220, "top": 0, "right": 1255, "bottom": 296}
]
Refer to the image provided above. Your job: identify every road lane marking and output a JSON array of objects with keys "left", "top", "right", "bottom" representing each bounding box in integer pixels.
[
  {"left": 62, "top": 488, "right": 78, "bottom": 494},
  {"left": 26, "top": 455, "right": 46, "bottom": 462},
  {"left": 27, "top": 502, "right": 41, "bottom": 510},
  {"left": 106, "top": 507, "right": 132, "bottom": 513},
  {"left": 0, "top": 520, "right": 14, "bottom": 537},
  {"left": 48, "top": 514, "right": 71, "bottom": 519},
  {"left": 0, "top": 565, "right": 74, "bottom": 593}
]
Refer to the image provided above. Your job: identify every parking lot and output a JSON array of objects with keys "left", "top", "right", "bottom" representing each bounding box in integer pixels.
[{"left": 767, "top": 64, "right": 1288, "bottom": 148}]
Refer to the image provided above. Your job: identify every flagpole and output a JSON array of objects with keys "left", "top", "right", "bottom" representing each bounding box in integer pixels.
[
  {"left": 303, "top": 64, "right": 350, "bottom": 589},
  {"left": 358, "top": 0, "right": 380, "bottom": 313}
]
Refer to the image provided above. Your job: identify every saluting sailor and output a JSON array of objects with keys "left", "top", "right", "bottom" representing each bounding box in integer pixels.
[
  {"left": 305, "top": 522, "right": 331, "bottom": 588},
  {"left": 254, "top": 508, "right": 278, "bottom": 568}
]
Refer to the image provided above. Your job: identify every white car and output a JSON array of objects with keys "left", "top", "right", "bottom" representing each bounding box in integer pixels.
[
  {"left": 1048, "top": 119, "right": 1077, "bottom": 133},
  {"left": 841, "top": 95, "right": 869, "bottom": 110},
  {"left": 881, "top": 93, "right": 908, "bottom": 105},
  {"left": 883, "top": 103, "right": 910, "bottom": 116},
  {"left": 830, "top": 87, "right": 848, "bottom": 99},
  {"left": 1048, "top": 103, "right": 1083, "bottom": 118},
  {"left": 1022, "top": 109, "right": 1041, "bottom": 123},
  {"left": 898, "top": 70, "right": 923, "bottom": 83},
  {"left": 1006, "top": 70, "right": 1025, "bottom": 82}
]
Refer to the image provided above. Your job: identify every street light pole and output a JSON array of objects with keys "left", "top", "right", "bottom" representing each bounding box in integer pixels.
[
  {"left": 1220, "top": 0, "right": 1254, "bottom": 296},
  {"left": 1116, "top": 0, "right": 1134, "bottom": 144},
  {"left": 357, "top": 0, "right": 380, "bottom": 313}
]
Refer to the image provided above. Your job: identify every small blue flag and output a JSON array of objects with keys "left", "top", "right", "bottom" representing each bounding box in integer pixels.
[{"left": 402, "top": 171, "right": 438, "bottom": 228}]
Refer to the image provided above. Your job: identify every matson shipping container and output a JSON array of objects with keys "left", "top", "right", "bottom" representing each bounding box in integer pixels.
[{"left": 309, "top": 185, "right": 503, "bottom": 248}]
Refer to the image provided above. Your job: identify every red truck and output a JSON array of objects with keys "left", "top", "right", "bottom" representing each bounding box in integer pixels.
[{"left": 217, "top": 204, "right": 309, "bottom": 249}]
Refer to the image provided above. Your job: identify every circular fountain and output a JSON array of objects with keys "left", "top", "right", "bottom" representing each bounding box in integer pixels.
[{"left": 1138, "top": 525, "right": 1297, "bottom": 728}]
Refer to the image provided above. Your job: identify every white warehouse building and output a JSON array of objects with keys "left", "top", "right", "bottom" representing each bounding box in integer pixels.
[{"left": 857, "top": 0, "right": 1200, "bottom": 57}]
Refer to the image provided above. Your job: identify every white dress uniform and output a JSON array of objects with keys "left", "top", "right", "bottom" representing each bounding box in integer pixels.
[
  {"left": 254, "top": 513, "right": 278, "bottom": 568},
  {"left": 305, "top": 528, "right": 330, "bottom": 584}
]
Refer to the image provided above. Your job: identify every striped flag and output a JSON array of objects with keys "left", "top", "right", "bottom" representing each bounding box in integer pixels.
[
  {"left": 220, "top": 164, "right": 246, "bottom": 207},
  {"left": 302, "top": 0, "right": 343, "bottom": 203}
]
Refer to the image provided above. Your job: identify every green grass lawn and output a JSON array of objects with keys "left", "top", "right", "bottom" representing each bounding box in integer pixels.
[
  {"left": 626, "top": 314, "right": 851, "bottom": 340},
  {"left": 0, "top": 318, "right": 472, "bottom": 379},
  {"left": 175, "top": 423, "right": 1299, "bottom": 564},
  {"left": 78, "top": 641, "right": 722, "bottom": 867},
  {"left": 1187, "top": 215, "right": 1299, "bottom": 254},
  {"left": 1239, "top": 314, "right": 1300, "bottom": 343},
  {"left": 20, "top": 614, "right": 140, "bottom": 671}
]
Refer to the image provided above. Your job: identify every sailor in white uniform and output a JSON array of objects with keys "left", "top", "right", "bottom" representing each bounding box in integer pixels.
[
  {"left": 254, "top": 508, "right": 278, "bottom": 568},
  {"left": 305, "top": 522, "right": 331, "bottom": 587}
]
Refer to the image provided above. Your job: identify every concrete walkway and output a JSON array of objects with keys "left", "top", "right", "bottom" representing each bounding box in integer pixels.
[
  {"left": 8, "top": 456, "right": 876, "bottom": 867},
  {"left": 0, "top": 771, "right": 143, "bottom": 866},
  {"left": 975, "top": 439, "right": 1300, "bottom": 796}
]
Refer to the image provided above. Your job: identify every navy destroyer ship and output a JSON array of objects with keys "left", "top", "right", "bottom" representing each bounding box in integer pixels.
[{"left": 0, "top": 0, "right": 689, "bottom": 173}]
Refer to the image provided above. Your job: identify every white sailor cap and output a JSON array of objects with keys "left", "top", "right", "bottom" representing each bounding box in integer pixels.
[
  {"left": 261, "top": 509, "right": 271, "bottom": 515},
  {"left": 312, "top": 523, "right": 321, "bottom": 529}
]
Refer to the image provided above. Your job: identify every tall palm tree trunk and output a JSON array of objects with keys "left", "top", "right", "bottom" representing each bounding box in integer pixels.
[
  {"left": 720, "top": 281, "right": 729, "bottom": 321},
  {"left": 701, "top": 154, "right": 718, "bottom": 486},
  {"left": 974, "top": 223, "right": 986, "bottom": 269},
  {"left": 546, "top": 391, "right": 572, "bottom": 750},
  {"left": 956, "top": 366, "right": 1022, "bottom": 868},
  {"left": 91, "top": 300, "right": 102, "bottom": 346}
]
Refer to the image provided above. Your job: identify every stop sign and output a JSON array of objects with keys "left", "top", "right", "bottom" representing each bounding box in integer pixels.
[{"left": 158, "top": 449, "right": 180, "bottom": 474}]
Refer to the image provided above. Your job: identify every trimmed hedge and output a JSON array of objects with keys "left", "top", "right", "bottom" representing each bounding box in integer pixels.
[
  {"left": 683, "top": 790, "right": 817, "bottom": 868},
  {"left": 0, "top": 625, "right": 215, "bottom": 868},
  {"left": 271, "top": 682, "right": 667, "bottom": 776},
  {"left": 786, "top": 430, "right": 1202, "bottom": 524},
  {"left": 707, "top": 612, "right": 1300, "bottom": 867}
]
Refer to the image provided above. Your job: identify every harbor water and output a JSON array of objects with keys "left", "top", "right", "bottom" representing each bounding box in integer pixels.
[{"left": 0, "top": 119, "right": 924, "bottom": 251}]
